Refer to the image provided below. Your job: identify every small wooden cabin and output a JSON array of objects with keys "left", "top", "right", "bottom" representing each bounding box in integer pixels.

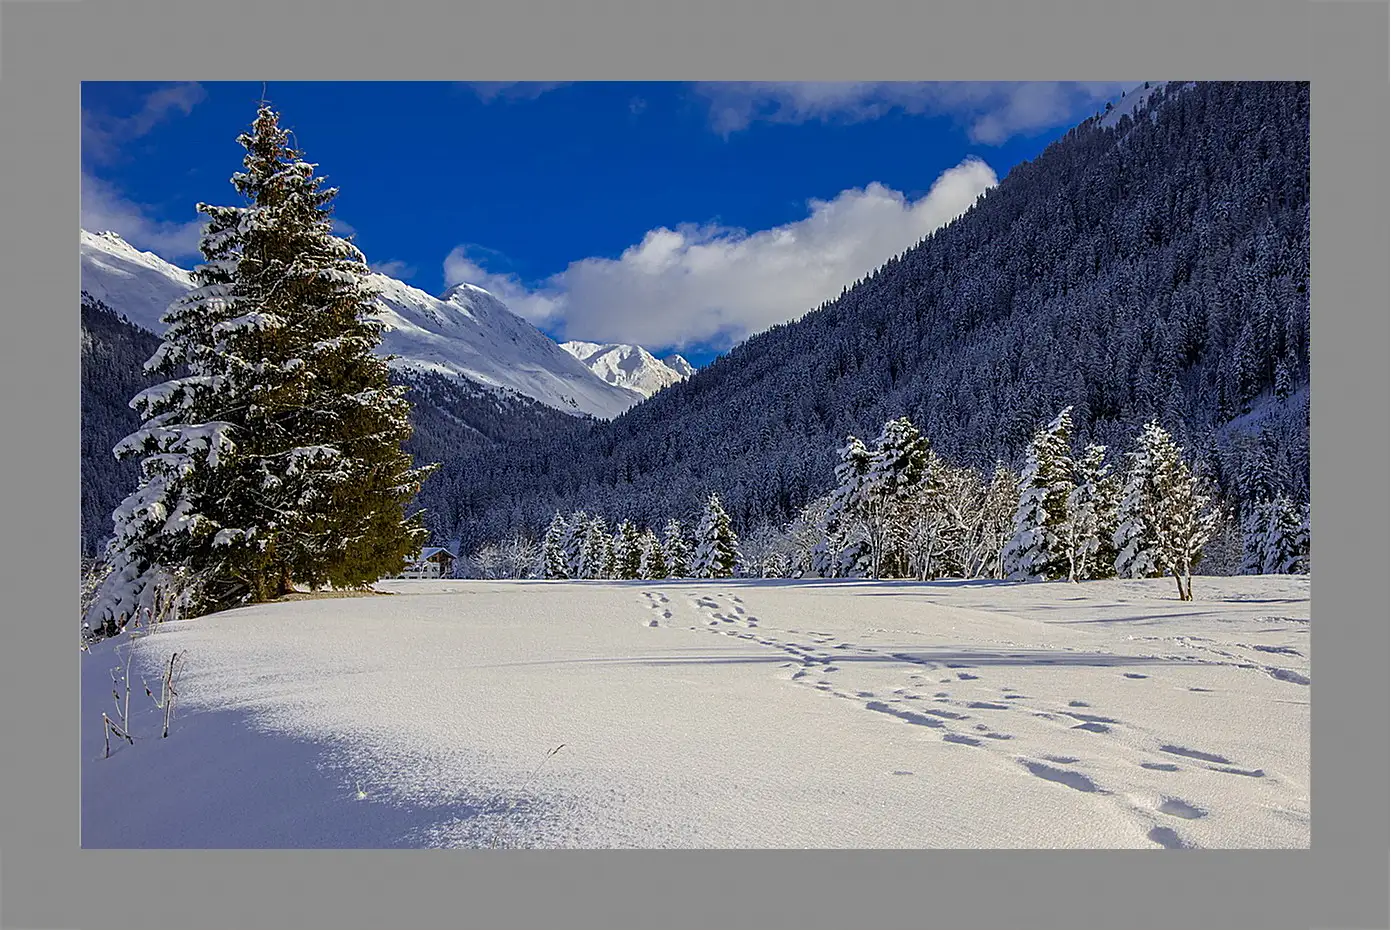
[{"left": 399, "top": 546, "right": 456, "bottom": 579}]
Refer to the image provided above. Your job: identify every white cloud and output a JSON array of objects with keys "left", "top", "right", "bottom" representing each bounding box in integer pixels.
[
  {"left": 443, "top": 157, "right": 998, "bottom": 351},
  {"left": 693, "top": 81, "right": 1134, "bottom": 143},
  {"left": 80, "top": 170, "right": 206, "bottom": 260}
]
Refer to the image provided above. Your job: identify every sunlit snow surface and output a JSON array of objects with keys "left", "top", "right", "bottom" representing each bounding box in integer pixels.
[{"left": 82, "top": 575, "right": 1309, "bottom": 849}]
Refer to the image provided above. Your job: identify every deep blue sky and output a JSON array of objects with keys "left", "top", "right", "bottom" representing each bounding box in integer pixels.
[{"left": 82, "top": 81, "right": 1134, "bottom": 366}]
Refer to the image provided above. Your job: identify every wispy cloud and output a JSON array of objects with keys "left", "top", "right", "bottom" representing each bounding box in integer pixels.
[
  {"left": 443, "top": 157, "right": 998, "bottom": 351},
  {"left": 82, "top": 82, "right": 207, "bottom": 164},
  {"left": 463, "top": 82, "right": 571, "bottom": 103},
  {"left": 693, "top": 81, "right": 1134, "bottom": 143},
  {"left": 369, "top": 259, "right": 418, "bottom": 280}
]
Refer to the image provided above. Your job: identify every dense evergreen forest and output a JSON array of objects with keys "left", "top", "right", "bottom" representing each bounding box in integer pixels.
[
  {"left": 81, "top": 296, "right": 163, "bottom": 557},
  {"left": 419, "top": 81, "right": 1310, "bottom": 556}
]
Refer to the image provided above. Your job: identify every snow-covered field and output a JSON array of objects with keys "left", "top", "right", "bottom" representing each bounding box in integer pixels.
[{"left": 81, "top": 575, "right": 1310, "bottom": 849}]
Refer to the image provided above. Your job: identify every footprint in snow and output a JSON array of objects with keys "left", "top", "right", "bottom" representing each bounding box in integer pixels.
[
  {"left": 1147, "top": 826, "right": 1188, "bottom": 849},
  {"left": 1158, "top": 744, "right": 1231, "bottom": 765},
  {"left": 1157, "top": 797, "right": 1206, "bottom": 820},
  {"left": 1021, "top": 760, "right": 1100, "bottom": 793}
]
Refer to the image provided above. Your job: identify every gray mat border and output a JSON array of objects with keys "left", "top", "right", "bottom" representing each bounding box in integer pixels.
[{"left": 0, "top": 0, "right": 1384, "bottom": 928}]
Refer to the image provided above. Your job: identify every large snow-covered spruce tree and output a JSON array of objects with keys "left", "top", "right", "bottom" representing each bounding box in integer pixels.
[
  {"left": 86, "top": 105, "right": 433, "bottom": 627},
  {"left": 1002, "top": 408, "right": 1076, "bottom": 582},
  {"left": 693, "top": 493, "right": 740, "bottom": 579}
]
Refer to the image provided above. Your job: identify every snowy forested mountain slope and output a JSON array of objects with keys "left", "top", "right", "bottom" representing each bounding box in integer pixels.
[
  {"left": 425, "top": 82, "right": 1310, "bottom": 552},
  {"left": 80, "top": 230, "right": 643, "bottom": 420},
  {"left": 81, "top": 296, "right": 164, "bottom": 557},
  {"left": 560, "top": 341, "right": 693, "bottom": 398},
  {"left": 79, "top": 231, "right": 194, "bottom": 333}
]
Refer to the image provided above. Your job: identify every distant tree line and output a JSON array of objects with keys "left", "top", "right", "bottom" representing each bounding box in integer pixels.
[{"left": 460, "top": 409, "right": 1309, "bottom": 598}]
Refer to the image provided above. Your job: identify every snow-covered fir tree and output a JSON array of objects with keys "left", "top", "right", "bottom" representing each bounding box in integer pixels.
[
  {"left": 1295, "top": 501, "right": 1310, "bottom": 574},
  {"left": 1062, "top": 444, "right": 1120, "bottom": 582},
  {"left": 662, "top": 518, "right": 691, "bottom": 578},
  {"left": 861, "top": 417, "right": 930, "bottom": 578},
  {"left": 541, "top": 512, "right": 569, "bottom": 579},
  {"left": 638, "top": 529, "right": 669, "bottom": 579},
  {"left": 1260, "top": 496, "right": 1309, "bottom": 574},
  {"left": 811, "top": 435, "right": 872, "bottom": 577},
  {"left": 1002, "top": 407, "right": 1076, "bottom": 582},
  {"left": 612, "top": 520, "right": 643, "bottom": 580},
  {"left": 578, "top": 516, "right": 611, "bottom": 580},
  {"left": 693, "top": 493, "right": 740, "bottom": 579},
  {"left": 86, "top": 104, "right": 432, "bottom": 628},
  {"left": 561, "top": 510, "right": 590, "bottom": 578},
  {"left": 1239, "top": 500, "right": 1269, "bottom": 575},
  {"left": 1113, "top": 421, "right": 1217, "bottom": 599}
]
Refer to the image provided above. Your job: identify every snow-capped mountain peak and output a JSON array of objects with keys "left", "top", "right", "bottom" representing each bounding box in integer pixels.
[
  {"left": 662, "top": 354, "right": 695, "bottom": 379},
  {"left": 560, "top": 341, "right": 694, "bottom": 399},
  {"left": 80, "top": 229, "right": 644, "bottom": 420}
]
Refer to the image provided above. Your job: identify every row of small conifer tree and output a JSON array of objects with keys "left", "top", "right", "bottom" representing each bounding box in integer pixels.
[
  {"left": 464, "top": 409, "right": 1309, "bottom": 602},
  {"left": 528, "top": 493, "right": 742, "bottom": 580}
]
